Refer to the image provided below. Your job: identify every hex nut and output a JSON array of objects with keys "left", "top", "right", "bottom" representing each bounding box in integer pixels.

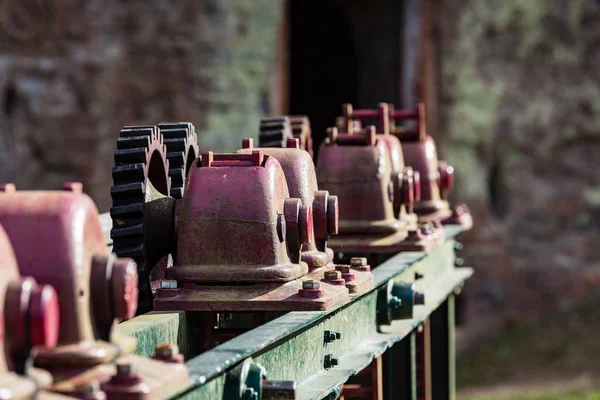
[
  {"left": 334, "top": 265, "right": 350, "bottom": 273},
  {"left": 302, "top": 280, "right": 320, "bottom": 290},
  {"left": 324, "top": 270, "right": 342, "bottom": 280},
  {"left": 160, "top": 280, "right": 178, "bottom": 289},
  {"left": 350, "top": 257, "right": 367, "bottom": 267}
]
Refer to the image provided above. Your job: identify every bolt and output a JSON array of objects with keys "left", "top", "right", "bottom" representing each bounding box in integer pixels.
[
  {"left": 302, "top": 280, "right": 320, "bottom": 290},
  {"left": 324, "top": 354, "right": 339, "bottom": 370},
  {"left": 0, "top": 183, "right": 15, "bottom": 193},
  {"left": 420, "top": 223, "right": 434, "bottom": 236},
  {"left": 62, "top": 182, "right": 83, "bottom": 193},
  {"left": 324, "top": 270, "right": 341, "bottom": 280},
  {"left": 389, "top": 296, "right": 402, "bottom": 309},
  {"left": 334, "top": 265, "right": 350, "bottom": 273},
  {"left": 454, "top": 258, "right": 464, "bottom": 267},
  {"left": 77, "top": 381, "right": 100, "bottom": 393},
  {"left": 116, "top": 363, "right": 133, "bottom": 375},
  {"left": 414, "top": 272, "right": 424, "bottom": 280},
  {"left": 324, "top": 330, "right": 341, "bottom": 344},
  {"left": 350, "top": 257, "right": 371, "bottom": 272},
  {"left": 454, "top": 242, "right": 464, "bottom": 251},
  {"left": 414, "top": 292, "right": 425, "bottom": 305},
  {"left": 243, "top": 388, "right": 258, "bottom": 400},
  {"left": 299, "top": 280, "right": 323, "bottom": 298},
  {"left": 263, "top": 380, "right": 297, "bottom": 398},
  {"left": 154, "top": 343, "right": 179, "bottom": 359},
  {"left": 407, "top": 229, "right": 424, "bottom": 241},
  {"left": 160, "top": 279, "right": 178, "bottom": 289},
  {"left": 350, "top": 257, "right": 367, "bottom": 267}
]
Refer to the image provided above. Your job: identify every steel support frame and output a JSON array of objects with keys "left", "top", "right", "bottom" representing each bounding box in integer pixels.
[{"left": 109, "top": 213, "right": 470, "bottom": 400}]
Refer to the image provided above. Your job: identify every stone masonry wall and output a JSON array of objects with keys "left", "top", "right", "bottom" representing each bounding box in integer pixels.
[
  {"left": 0, "top": 0, "right": 283, "bottom": 210},
  {"left": 438, "top": 0, "right": 600, "bottom": 324}
]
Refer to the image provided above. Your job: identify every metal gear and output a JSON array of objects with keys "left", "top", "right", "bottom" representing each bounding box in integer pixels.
[
  {"left": 158, "top": 122, "right": 199, "bottom": 199},
  {"left": 258, "top": 116, "right": 293, "bottom": 148},
  {"left": 288, "top": 115, "right": 314, "bottom": 157},
  {"left": 110, "top": 125, "right": 171, "bottom": 313}
]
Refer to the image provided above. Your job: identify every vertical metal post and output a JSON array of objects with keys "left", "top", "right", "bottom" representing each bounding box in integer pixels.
[
  {"left": 430, "top": 296, "right": 456, "bottom": 400},
  {"left": 383, "top": 334, "right": 416, "bottom": 399}
]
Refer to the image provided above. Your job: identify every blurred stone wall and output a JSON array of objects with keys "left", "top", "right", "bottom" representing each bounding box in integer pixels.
[
  {"left": 438, "top": 0, "right": 600, "bottom": 324},
  {"left": 0, "top": 0, "right": 283, "bottom": 210}
]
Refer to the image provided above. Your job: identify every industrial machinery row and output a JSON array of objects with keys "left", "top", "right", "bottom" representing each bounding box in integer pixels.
[{"left": 0, "top": 103, "right": 472, "bottom": 400}]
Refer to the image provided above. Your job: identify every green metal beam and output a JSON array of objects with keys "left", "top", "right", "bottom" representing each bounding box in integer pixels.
[{"left": 112, "top": 222, "right": 471, "bottom": 400}]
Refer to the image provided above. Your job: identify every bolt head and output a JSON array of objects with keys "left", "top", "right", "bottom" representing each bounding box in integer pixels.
[
  {"left": 350, "top": 257, "right": 367, "bottom": 267},
  {"left": 334, "top": 264, "right": 350, "bottom": 273},
  {"left": 76, "top": 381, "right": 100, "bottom": 393},
  {"left": 414, "top": 292, "right": 425, "bottom": 305},
  {"left": 324, "top": 270, "right": 342, "bottom": 280},
  {"left": 302, "top": 280, "right": 320, "bottom": 290},
  {"left": 160, "top": 279, "right": 178, "bottom": 289},
  {"left": 155, "top": 343, "right": 178, "bottom": 358},
  {"left": 116, "top": 362, "right": 133, "bottom": 375}
]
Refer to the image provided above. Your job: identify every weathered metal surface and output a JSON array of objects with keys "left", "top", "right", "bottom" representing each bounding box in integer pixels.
[
  {"left": 0, "top": 190, "right": 137, "bottom": 345},
  {"left": 0, "top": 223, "right": 61, "bottom": 398},
  {"left": 153, "top": 150, "right": 351, "bottom": 312},
  {"left": 239, "top": 138, "right": 340, "bottom": 270},
  {"left": 316, "top": 126, "right": 437, "bottom": 254},
  {"left": 0, "top": 188, "right": 190, "bottom": 399},
  {"left": 110, "top": 125, "right": 172, "bottom": 314},
  {"left": 258, "top": 116, "right": 314, "bottom": 158},
  {"left": 172, "top": 151, "right": 308, "bottom": 282},
  {"left": 289, "top": 116, "right": 314, "bottom": 158},
  {"left": 155, "top": 278, "right": 349, "bottom": 312},
  {"left": 157, "top": 122, "right": 199, "bottom": 199},
  {"left": 259, "top": 117, "right": 294, "bottom": 147},
  {"left": 341, "top": 103, "right": 420, "bottom": 223},
  {"left": 387, "top": 103, "right": 473, "bottom": 229},
  {"left": 118, "top": 312, "right": 187, "bottom": 359},
  {"left": 117, "top": 226, "right": 470, "bottom": 399}
]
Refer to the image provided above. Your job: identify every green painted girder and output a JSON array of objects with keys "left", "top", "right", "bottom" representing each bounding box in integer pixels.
[{"left": 113, "top": 222, "right": 472, "bottom": 400}]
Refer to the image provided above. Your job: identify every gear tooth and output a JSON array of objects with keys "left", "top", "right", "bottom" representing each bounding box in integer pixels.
[
  {"left": 110, "top": 203, "right": 144, "bottom": 219},
  {"left": 120, "top": 127, "right": 155, "bottom": 138},
  {"left": 110, "top": 182, "right": 145, "bottom": 203},
  {"left": 114, "top": 148, "right": 151, "bottom": 165},
  {"left": 164, "top": 138, "right": 186, "bottom": 152},
  {"left": 170, "top": 188, "right": 184, "bottom": 199},
  {"left": 116, "top": 136, "right": 151, "bottom": 150},
  {"left": 259, "top": 116, "right": 292, "bottom": 147},
  {"left": 169, "top": 169, "right": 185, "bottom": 185},
  {"left": 167, "top": 151, "right": 185, "bottom": 167},
  {"left": 113, "top": 243, "right": 145, "bottom": 260},
  {"left": 110, "top": 124, "right": 171, "bottom": 313},
  {"left": 111, "top": 223, "right": 143, "bottom": 238},
  {"left": 112, "top": 164, "right": 146, "bottom": 184},
  {"left": 159, "top": 121, "right": 198, "bottom": 200}
]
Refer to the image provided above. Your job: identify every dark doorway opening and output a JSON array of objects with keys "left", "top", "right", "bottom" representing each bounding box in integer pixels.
[{"left": 288, "top": 0, "right": 358, "bottom": 159}]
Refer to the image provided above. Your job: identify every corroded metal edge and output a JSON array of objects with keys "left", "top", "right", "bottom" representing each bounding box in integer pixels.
[{"left": 109, "top": 218, "right": 467, "bottom": 399}]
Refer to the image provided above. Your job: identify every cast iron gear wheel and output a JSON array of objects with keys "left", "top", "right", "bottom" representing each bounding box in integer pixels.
[
  {"left": 110, "top": 125, "right": 171, "bottom": 313},
  {"left": 157, "top": 122, "right": 199, "bottom": 199},
  {"left": 258, "top": 116, "right": 293, "bottom": 148},
  {"left": 288, "top": 115, "right": 313, "bottom": 157}
]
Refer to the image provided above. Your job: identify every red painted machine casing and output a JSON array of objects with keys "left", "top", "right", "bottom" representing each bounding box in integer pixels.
[
  {"left": 0, "top": 220, "right": 60, "bottom": 399},
  {"left": 342, "top": 103, "right": 422, "bottom": 224},
  {"left": 155, "top": 151, "right": 350, "bottom": 311},
  {"left": 171, "top": 151, "right": 309, "bottom": 282},
  {"left": 0, "top": 185, "right": 189, "bottom": 399},
  {"left": 387, "top": 103, "right": 472, "bottom": 228},
  {"left": 316, "top": 127, "right": 439, "bottom": 254},
  {"left": 239, "top": 139, "right": 374, "bottom": 296},
  {"left": 239, "top": 138, "right": 338, "bottom": 270}
]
